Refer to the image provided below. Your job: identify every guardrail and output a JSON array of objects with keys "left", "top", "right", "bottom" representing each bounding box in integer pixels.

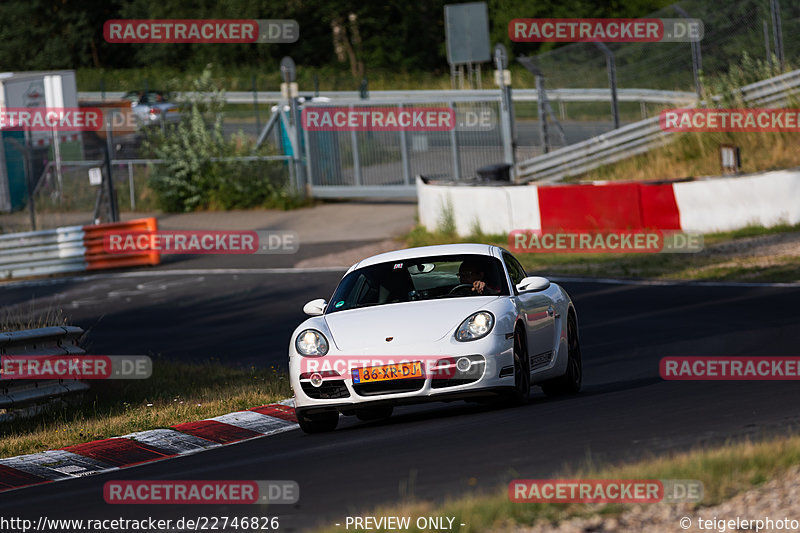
[
  {"left": 737, "top": 69, "right": 800, "bottom": 106},
  {"left": 0, "top": 326, "right": 87, "bottom": 419},
  {"left": 0, "top": 218, "right": 160, "bottom": 280},
  {"left": 516, "top": 68, "right": 800, "bottom": 183},
  {"left": 516, "top": 117, "right": 673, "bottom": 183},
  {"left": 78, "top": 88, "right": 697, "bottom": 106}
]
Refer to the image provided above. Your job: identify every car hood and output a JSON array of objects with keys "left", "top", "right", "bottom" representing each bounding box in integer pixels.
[{"left": 323, "top": 298, "right": 497, "bottom": 352}]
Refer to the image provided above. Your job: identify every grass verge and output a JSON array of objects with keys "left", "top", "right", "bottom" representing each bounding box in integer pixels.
[
  {"left": 569, "top": 131, "right": 800, "bottom": 183},
  {"left": 0, "top": 359, "right": 291, "bottom": 459},
  {"left": 312, "top": 432, "right": 800, "bottom": 533},
  {"left": 0, "top": 305, "right": 69, "bottom": 332},
  {"left": 405, "top": 223, "right": 800, "bottom": 283}
]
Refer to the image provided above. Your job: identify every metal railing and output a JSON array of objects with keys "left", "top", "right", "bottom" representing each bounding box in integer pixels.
[
  {"left": 735, "top": 68, "right": 800, "bottom": 106},
  {"left": 0, "top": 326, "right": 88, "bottom": 420},
  {"left": 301, "top": 99, "right": 505, "bottom": 197},
  {"left": 0, "top": 219, "right": 159, "bottom": 280},
  {"left": 516, "top": 68, "right": 800, "bottom": 183},
  {"left": 0, "top": 226, "right": 89, "bottom": 279},
  {"left": 35, "top": 155, "right": 293, "bottom": 212},
  {"left": 79, "top": 88, "right": 696, "bottom": 107}
]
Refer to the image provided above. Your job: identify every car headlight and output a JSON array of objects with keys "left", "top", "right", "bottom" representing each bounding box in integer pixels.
[
  {"left": 455, "top": 311, "right": 495, "bottom": 342},
  {"left": 295, "top": 329, "right": 329, "bottom": 356}
]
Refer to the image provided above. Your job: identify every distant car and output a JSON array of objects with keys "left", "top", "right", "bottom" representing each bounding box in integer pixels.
[
  {"left": 288, "top": 243, "right": 582, "bottom": 433},
  {"left": 122, "top": 90, "right": 181, "bottom": 128}
]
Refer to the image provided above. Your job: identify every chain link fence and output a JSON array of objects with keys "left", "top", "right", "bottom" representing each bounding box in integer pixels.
[
  {"left": 519, "top": 0, "right": 797, "bottom": 92},
  {"left": 303, "top": 100, "right": 512, "bottom": 192}
]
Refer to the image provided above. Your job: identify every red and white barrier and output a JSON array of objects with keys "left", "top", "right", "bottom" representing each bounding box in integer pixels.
[
  {"left": 0, "top": 218, "right": 160, "bottom": 280},
  {"left": 30, "top": 133, "right": 82, "bottom": 147},
  {"left": 417, "top": 170, "right": 800, "bottom": 235},
  {"left": 0, "top": 403, "right": 297, "bottom": 492}
]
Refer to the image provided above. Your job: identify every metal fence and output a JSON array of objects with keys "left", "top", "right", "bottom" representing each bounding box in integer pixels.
[
  {"left": 79, "top": 88, "right": 695, "bottom": 107},
  {"left": 301, "top": 99, "right": 510, "bottom": 197},
  {"left": 0, "top": 155, "right": 293, "bottom": 233},
  {"left": 519, "top": 0, "right": 799, "bottom": 93},
  {"left": 515, "top": 66, "right": 800, "bottom": 183}
]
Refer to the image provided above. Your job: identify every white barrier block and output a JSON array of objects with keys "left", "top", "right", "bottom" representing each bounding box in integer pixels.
[
  {"left": 416, "top": 177, "right": 540, "bottom": 237},
  {"left": 674, "top": 170, "right": 800, "bottom": 233}
]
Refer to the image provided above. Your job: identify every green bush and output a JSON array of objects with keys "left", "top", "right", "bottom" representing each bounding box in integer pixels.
[
  {"left": 145, "top": 66, "right": 307, "bottom": 212},
  {"left": 701, "top": 51, "right": 793, "bottom": 108}
]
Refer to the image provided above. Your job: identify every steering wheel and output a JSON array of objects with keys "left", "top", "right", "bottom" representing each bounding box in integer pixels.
[{"left": 448, "top": 283, "right": 475, "bottom": 295}]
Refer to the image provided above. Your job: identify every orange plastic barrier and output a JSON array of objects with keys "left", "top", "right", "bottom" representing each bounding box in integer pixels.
[{"left": 82, "top": 218, "right": 160, "bottom": 271}]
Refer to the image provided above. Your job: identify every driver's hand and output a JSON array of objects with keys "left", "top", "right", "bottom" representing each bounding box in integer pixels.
[{"left": 472, "top": 280, "right": 486, "bottom": 294}]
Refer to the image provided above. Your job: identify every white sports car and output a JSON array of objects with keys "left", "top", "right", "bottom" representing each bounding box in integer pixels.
[{"left": 289, "top": 243, "right": 582, "bottom": 433}]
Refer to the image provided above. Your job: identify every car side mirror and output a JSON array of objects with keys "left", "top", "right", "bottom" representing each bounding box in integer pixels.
[
  {"left": 303, "top": 298, "right": 327, "bottom": 316},
  {"left": 516, "top": 276, "right": 550, "bottom": 292}
]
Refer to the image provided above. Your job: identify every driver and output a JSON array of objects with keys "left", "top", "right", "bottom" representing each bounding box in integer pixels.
[{"left": 457, "top": 260, "right": 501, "bottom": 295}]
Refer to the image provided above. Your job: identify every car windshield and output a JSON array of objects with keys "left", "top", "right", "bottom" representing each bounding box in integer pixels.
[{"left": 326, "top": 254, "right": 509, "bottom": 313}]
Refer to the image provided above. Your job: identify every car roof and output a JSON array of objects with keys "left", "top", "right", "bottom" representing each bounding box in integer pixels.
[
  {"left": 123, "top": 90, "right": 167, "bottom": 95},
  {"left": 346, "top": 243, "right": 503, "bottom": 274}
]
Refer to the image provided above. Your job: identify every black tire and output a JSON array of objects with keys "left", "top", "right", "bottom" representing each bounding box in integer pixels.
[
  {"left": 507, "top": 327, "right": 530, "bottom": 405},
  {"left": 296, "top": 408, "right": 339, "bottom": 434},
  {"left": 540, "top": 313, "right": 582, "bottom": 397},
  {"left": 355, "top": 405, "right": 394, "bottom": 422}
]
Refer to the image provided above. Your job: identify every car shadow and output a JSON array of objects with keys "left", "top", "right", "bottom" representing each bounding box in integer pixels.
[{"left": 334, "top": 375, "right": 664, "bottom": 432}]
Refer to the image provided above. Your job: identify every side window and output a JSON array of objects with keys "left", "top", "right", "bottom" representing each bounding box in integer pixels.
[{"left": 503, "top": 253, "right": 526, "bottom": 290}]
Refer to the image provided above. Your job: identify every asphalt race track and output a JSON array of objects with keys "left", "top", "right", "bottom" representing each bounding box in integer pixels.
[{"left": 1, "top": 272, "right": 799, "bottom": 531}]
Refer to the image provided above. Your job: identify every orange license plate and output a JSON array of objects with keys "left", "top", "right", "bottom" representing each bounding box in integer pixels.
[{"left": 352, "top": 361, "right": 423, "bottom": 383}]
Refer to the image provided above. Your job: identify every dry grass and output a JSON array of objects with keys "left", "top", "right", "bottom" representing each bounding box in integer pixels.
[
  {"left": 0, "top": 304, "right": 69, "bottom": 332},
  {"left": 571, "top": 131, "right": 800, "bottom": 183},
  {"left": 0, "top": 359, "right": 291, "bottom": 458},
  {"left": 312, "top": 434, "right": 800, "bottom": 533},
  {"left": 406, "top": 224, "right": 800, "bottom": 283}
]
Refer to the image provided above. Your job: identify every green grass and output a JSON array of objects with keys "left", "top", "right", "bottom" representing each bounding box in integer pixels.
[
  {"left": 405, "top": 223, "right": 800, "bottom": 282},
  {"left": 0, "top": 359, "right": 291, "bottom": 458}
]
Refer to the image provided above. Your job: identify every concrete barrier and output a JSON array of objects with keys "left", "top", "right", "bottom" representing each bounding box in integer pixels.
[
  {"left": 417, "top": 170, "right": 800, "bottom": 236},
  {"left": 416, "top": 177, "right": 540, "bottom": 235},
  {"left": 673, "top": 170, "right": 800, "bottom": 233}
]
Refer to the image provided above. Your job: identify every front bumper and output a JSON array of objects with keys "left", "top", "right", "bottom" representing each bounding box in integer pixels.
[{"left": 290, "top": 333, "right": 515, "bottom": 412}]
